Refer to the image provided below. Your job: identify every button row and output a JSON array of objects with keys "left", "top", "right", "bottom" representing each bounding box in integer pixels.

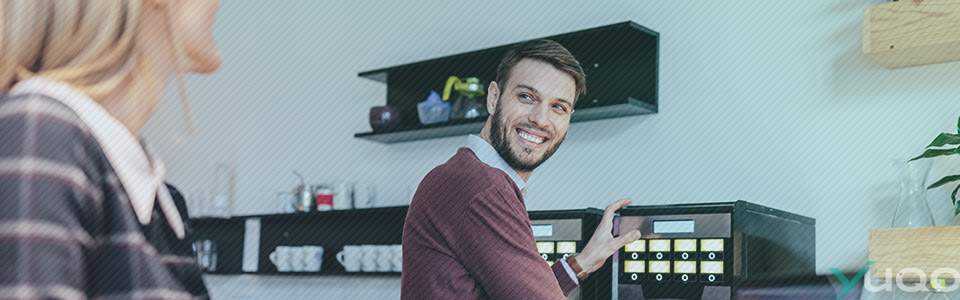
[
  {"left": 623, "top": 260, "right": 723, "bottom": 274},
  {"left": 624, "top": 273, "right": 726, "bottom": 283},
  {"left": 537, "top": 241, "right": 577, "bottom": 254},
  {"left": 625, "top": 251, "right": 724, "bottom": 261},
  {"left": 624, "top": 239, "right": 725, "bottom": 253}
]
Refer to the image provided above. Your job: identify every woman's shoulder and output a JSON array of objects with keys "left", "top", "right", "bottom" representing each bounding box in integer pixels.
[
  {"left": 0, "top": 93, "right": 92, "bottom": 137},
  {"left": 0, "top": 92, "right": 103, "bottom": 168}
]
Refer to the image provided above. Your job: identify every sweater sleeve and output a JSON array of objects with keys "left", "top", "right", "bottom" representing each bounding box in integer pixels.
[
  {"left": 0, "top": 95, "right": 101, "bottom": 299},
  {"left": 454, "top": 185, "right": 577, "bottom": 299}
]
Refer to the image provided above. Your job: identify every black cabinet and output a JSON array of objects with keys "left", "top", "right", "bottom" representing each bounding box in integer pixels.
[
  {"left": 258, "top": 206, "right": 407, "bottom": 275},
  {"left": 356, "top": 21, "right": 659, "bottom": 143},
  {"left": 190, "top": 206, "right": 409, "bottom": 275}
]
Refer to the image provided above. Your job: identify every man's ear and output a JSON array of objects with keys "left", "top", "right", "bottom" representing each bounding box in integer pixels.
[{"left": 486, "top": 81, "right": 500, "bottom": 113}]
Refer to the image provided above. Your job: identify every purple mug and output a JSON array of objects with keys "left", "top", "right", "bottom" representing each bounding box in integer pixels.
[{"left": 370, "top": 106, "right": 401, "bottom": 132}]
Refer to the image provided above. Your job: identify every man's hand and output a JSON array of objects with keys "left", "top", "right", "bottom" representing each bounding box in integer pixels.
[{"left": 575, "top": 198, "right": 641, "bottom": 274}]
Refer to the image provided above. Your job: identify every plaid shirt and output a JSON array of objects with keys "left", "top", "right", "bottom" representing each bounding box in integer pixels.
[{"left": 0, "top": 92, "right": 208, "bottom": 300}]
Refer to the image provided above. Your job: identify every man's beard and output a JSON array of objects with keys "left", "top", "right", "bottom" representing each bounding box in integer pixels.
[{"left": 489, "top": 102, "right": 566, "bottom": 173}]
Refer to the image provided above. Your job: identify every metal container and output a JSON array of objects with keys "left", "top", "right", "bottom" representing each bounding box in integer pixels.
[{"left": 293, "top": 171, "right": 314, "bottom": 213}]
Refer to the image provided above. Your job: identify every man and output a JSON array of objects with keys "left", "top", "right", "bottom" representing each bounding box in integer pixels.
[{"left": 402, "top": 39, "right": 642, "bottom": 299}]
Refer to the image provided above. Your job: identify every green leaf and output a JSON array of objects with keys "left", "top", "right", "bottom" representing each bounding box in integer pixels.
[
  {"left": 927, "top": 133, "right": 960, "bottom": 148},
  {"left": 910, "top": 148, "right": 960, "bottom": 161},
  {"left": 928, "top": 174, "right": 960, "bottom": 189},
  {"left": 953, "top": 186, "right": 960, "bottom": 215}
]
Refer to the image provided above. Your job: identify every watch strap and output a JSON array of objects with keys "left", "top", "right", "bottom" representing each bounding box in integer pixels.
[{"left": 566, "top": 254, "right": 589, "bottom": 281}]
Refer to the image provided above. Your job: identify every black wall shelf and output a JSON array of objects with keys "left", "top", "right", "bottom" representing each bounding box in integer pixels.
[{"left": 356, "top": 21, "right": 659, "bottom": 144}]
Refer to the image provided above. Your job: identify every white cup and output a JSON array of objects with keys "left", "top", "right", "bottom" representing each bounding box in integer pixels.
[
  {"left": 336, "top": 245, "right": 362, "bottom": 272},
  {"left": 375, "top": 245, "right": 392, "bottom": 272},
  {"left": 354, "top": 184, "right": 376, "bottom": 209},
  {"left": 390, "top": 244, "right": 403, "bottom": 272},
  {"left": 269, "top": 246, "right": 294, "bottom": 272},
  {"left": 333, "top": 179, "right": 354, "bottom": 210},
  {"left": 291, "top": 247, "right": 308, "bottom": 272},
  {"left": 302, "top": 246, "right": 323, "bottom": 272},
  {"left": 359, "top": 245, "right": 378, "bottom": 272}
]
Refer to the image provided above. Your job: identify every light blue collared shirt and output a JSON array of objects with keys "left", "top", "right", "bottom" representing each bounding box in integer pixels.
[{"left": 464, "top": 134, "right": 579, "bottom": 284}]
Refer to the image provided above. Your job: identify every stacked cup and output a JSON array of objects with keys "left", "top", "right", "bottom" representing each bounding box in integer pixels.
[
  {"left": 269, "top": 246, "right": 323, "bottom": 272},
  {"left": 336, "top": 244, "right": 402, "bottom": 272}
]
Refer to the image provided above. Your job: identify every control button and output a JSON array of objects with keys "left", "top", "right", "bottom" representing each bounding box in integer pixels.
[
  {"left": 651, "top": 252, "right": 671, "bottom": 260},
  {"left": 627, "top": 251, "right": 645, "bottom": 260},
  {"left": 650, "top": 273, "right": 669, "bottom": 282},
  {"left": 701, "top": 239, "right": 724, "bottom": 252},
  {"left": 624, "top": 240, "right": 645, "bottom": 252},
  {"left": 674, "top": 261, "right": 696, "bottom": 274},
  {"left": 649, "top": 239, "right": 671, "bottom": 252},
  {"left": 537, "top": 242, "right": 555, "bottom": 254},
  {"left": 557, "top": 241, "right": 577, "bottom": 254},
  {"left": 701, "top": 252, "right": 724, "bottom": 260},
  {"left": 675, "top": 239, "right": 697, "bottom": 252},
  {"left": 678, "top": 252, "right": 693, "bottom": 260},
  {"left": 624, "top": 260, "right": 645, "bottom": 273},
  {"left": 649, "top": 261, "right": 670, "bottom": 273},
  {"left": 701, "top": 274, "right": 724, "bottom": 283},
  {"left": 701, "top": 261, "right": 723, "bottom": 274},
  {"left": 674, "top": 273, "right": 696, "bottom": 283},
  {"left": 624, "top": 273, "right": 642, "bottom": 282},
  {"left": 540, "top": 253, "right": 557, "bottom": 261}
]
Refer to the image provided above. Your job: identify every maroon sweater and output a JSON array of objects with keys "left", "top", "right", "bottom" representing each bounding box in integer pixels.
[{"left": 402, "top": 148, "right": 577, "bottom": 299}]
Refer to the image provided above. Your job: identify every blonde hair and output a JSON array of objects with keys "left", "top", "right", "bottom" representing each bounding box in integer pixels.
[{"left": 1, "top": 0, "right": 194, "bottom": 130}]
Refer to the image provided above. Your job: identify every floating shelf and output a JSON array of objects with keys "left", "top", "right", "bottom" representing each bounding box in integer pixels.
[
  {"left": 869, "top": 225, "right": 960, "bottom": 281},
  {"left": 356, "top": 21, "right": 659, "bottom": 143},
  {"left": 863, "top": 0, "right": 960, "bottom": 69}
]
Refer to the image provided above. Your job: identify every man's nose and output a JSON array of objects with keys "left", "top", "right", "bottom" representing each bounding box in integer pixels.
[{"left": 526, "top": 103, "right": 550, "bottom": 127}]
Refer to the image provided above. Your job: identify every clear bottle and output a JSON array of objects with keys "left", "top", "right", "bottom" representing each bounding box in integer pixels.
[
  {"left": 211, "top": 163, "right": 235, "bottom": 218},
  {"left": 892, "top": 158, "right": 935, "bottom": 228}
]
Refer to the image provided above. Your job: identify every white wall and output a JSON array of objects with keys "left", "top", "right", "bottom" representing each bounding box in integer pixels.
[{"left": 143, "top": 0, "right": 960, "bottom": 274}]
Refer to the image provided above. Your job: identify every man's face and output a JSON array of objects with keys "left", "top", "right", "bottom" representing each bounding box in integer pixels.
[{"left": 489, "top": 58, "right": 576, "bottom": 173}]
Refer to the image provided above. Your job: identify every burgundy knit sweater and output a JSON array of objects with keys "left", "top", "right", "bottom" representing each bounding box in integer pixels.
[{"left": 402, "top": 148, "right": 577, "bottom": 299}]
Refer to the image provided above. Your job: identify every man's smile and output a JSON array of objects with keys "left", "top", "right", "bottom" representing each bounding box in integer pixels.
[{"left": 516, "top": 128, "right": 549, "bottom": 146}]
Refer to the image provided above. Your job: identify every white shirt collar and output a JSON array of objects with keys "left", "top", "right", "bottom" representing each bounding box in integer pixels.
[
  {"left": 466, "top": 135, "right": 527, "bottom": 195},
  {"left": 11, "top": 78, "right": 185, "bottom": 239}
]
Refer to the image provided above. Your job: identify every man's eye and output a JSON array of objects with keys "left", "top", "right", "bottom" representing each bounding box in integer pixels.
[
  {"left": 519, "top": 93, "right": 533, "bottom": 101},
  {"left": 553, "top": 104, "right": 569, "bottom": 112}
]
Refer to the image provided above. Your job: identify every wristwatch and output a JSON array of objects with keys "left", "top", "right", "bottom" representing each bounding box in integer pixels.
[{"left": 566, "top": 254, "right": 590, "bottom": 281}]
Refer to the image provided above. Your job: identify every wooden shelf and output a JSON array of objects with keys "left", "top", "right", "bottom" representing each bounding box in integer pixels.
[
  {"left": 869, "top": 225, "right": 960, "bottom": 280},
  {"left": 863, "top": 0, "right": 960, "bottom": 69},
  {"left": 356, "top": 21, "right": 659, "bottom": 143}
]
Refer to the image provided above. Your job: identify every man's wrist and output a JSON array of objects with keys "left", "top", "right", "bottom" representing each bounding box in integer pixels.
[
  {"left": 573, "top": 252, "right": 601, "bottom": 274},
  {"left": 566, "top": 254, "right": 590, "bottom": 281}
]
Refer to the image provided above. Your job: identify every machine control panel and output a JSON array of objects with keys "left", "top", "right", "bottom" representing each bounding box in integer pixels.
[
  {"left": 616, "top": 213, "right": 733, "bottom": 287},
  {"left": 619, "top": 238, "right": 727, "bottom": 284}
]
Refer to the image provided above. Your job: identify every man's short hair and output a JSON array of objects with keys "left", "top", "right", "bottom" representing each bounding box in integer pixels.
[{"left": 495, "top": 39, "right": 587, "bottom": 102}]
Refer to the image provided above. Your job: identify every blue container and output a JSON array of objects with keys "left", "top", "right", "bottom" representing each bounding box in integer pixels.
[{"left": 417, "top": 91, "right": 450, "bottom": 125}]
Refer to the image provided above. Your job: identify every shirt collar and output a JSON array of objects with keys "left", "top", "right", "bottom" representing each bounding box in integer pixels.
[
  {"left": 11, "top": 78, "right": 185, "bottom": 239},
  {"left": 466, "top": 135, "right": 527, "bottom": 194}
]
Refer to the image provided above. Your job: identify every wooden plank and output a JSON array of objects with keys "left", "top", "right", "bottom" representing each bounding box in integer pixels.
[
  {"left": 863, "top": 0, "right": 960, "bottom": 69},
  {"left": 869, "top": 225, "right": 960, "bottom": 279}
]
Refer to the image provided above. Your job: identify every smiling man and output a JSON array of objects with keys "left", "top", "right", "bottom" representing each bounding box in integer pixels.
[{"left": 402, "top": 39, "right": 642, "bottom": 300}]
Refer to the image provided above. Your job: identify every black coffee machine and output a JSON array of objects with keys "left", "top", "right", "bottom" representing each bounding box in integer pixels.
[{"left": 612, "top": 201, "right": 822, "bottom": 300}]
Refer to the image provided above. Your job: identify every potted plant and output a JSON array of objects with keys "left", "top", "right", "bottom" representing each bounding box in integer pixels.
[{"left": 911, "top": 117, "right": 960, "bottom": 215}]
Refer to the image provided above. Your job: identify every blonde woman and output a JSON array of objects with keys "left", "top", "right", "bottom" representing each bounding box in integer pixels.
[{"left": 0, "top": 0, "right": 222, "bottom": 299}]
